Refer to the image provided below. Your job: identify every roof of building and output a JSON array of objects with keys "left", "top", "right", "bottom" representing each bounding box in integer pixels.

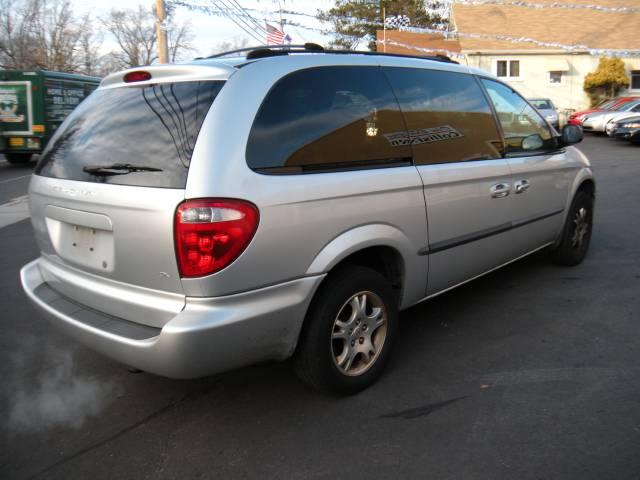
[
  {"left": 452, "top": 0, "right": 640, "bottom": 52},
  {"left": 375, "top": 31, "right": 461, "bottom": 57}
]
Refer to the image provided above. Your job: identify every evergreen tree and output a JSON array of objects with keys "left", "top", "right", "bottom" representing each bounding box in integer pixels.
[
  {"left": 318, "top": 0, "right": 447, "bottom": 51},
  {"left": 583, "top": 57, "right": 630, "bottom": 107}
]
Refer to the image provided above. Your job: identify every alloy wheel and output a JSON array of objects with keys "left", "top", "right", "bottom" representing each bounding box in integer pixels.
[{"left": 331, "top": 291, "right": 388, "bottom": 376}]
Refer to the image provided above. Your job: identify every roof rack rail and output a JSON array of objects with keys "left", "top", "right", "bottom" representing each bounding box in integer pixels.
[
  {"left": 322, "top": 49, "right": 458, "bottom": 64},
  {"left": 207, "top": 43, "right": 324, "bottom": 59},
  {"left": 204, "top": 43, "right": 457, "bottom": 64}
]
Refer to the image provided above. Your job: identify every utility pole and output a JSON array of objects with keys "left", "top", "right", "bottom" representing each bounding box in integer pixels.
[{"left": 156, "top": 0, "right": 169, "bottom": 63}]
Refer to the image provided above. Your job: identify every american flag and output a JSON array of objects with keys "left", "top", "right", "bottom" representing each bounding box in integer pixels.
[{"left": 266, "top": 23, "right": 285, "bottom": 44}]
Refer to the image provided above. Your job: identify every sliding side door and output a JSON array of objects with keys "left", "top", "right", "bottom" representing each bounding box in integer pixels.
[{"left": 384, "top": 67, "right": 515, "bottom": 296}]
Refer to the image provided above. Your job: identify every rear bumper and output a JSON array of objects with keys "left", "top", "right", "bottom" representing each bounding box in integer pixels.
[{"left": 21, "top": 258, "right": 324, "bottom": 378}]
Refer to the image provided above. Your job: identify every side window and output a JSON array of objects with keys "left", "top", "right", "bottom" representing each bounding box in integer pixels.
[
  {"left": 384, "top": 67, "right": 503, "bottom": 165},
  {"left": 246, "top": 66, "right": 412, "bottom": 173},
  {"left": 481, "top": 79, "right": 556, "bottom": 154}
]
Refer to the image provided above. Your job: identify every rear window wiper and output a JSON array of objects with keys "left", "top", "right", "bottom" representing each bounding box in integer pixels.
[{"left": 82, "top": 163, "right": 163, "bottom": 176}]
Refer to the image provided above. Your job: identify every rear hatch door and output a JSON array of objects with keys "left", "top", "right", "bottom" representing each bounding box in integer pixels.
[{"left": 30, "top": 69, "right": 228, "bottom": 325}]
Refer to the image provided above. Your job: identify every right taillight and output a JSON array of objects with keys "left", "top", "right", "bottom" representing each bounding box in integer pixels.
[{"left": 174, "top": 199, "right": 259, "bottom": 278}]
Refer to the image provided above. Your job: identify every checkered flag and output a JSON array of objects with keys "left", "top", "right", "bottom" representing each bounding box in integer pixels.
[{"left": 384, "top": 15, "right": 411, "bottom": 29}]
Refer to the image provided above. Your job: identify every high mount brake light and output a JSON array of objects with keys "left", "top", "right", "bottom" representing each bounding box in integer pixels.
[
  {"left": 124, "top": 71, "right": 152, "bottom": 83},
  {"left": 174, "top": 199, "right": 259, "bottom": 277}
]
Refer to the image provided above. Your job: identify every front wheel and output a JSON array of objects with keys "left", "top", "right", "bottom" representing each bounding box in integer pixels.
[
  {"left": 293, "top": 266, "right": 398, "bottom": 395},
  {"left": 550, "top": 190, "right": 594, "bottom": 266}
]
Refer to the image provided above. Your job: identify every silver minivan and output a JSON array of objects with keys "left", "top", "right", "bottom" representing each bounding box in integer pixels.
[{"left": 21, "top": 45, "right": 594, "bottom": 394}]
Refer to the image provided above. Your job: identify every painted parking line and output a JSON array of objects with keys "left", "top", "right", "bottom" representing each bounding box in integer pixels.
[
  {"left": 0, "top": 174, "right": 32, "bottom": 185},
  {"left": 0, "top": 195, "right": 30, "bottom": 229}
]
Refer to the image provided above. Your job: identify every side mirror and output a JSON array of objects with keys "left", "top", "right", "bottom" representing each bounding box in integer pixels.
[
  {"left": 560, "top": 124, "right": 583, "bottom": 146},
  {"left": 522, "top": 133, "right": 544, "bottom": 151}
]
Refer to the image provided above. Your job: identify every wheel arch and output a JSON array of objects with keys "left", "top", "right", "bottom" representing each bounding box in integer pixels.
[{"left": 305, "top": 224, "right": 425, "bottom": 310}]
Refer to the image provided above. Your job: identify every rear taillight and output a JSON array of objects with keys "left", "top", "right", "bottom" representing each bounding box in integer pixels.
[{"left": 174, "top": 199, "right": 259, "bottom": 278}]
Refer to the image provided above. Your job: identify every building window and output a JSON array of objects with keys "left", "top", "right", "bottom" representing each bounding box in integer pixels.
[
  {"left": 510, "top": 60, "right": 519, "bottom": 77},
  {"left": 549, "top": 71, "right": 563, "bottom": 84},
  {"left": 496, "top": 60, "right": 520, "bottom": 78},
  {"left": 632, "top": 71, "right": 640, "bottom": 90}
]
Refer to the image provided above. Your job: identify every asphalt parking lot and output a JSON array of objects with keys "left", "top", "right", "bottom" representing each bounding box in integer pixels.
[{"left": 1, "top": 136, "right": 639, "bottom": 480}]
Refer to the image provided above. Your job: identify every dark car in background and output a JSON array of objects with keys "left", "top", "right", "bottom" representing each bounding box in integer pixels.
[{"left": 612, "top": 115, "right": 640, "bottom": 145}]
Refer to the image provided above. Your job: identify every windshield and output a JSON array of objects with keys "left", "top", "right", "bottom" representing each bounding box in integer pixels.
[
  {"left": 619, "top": 101, "right": 640, "bottom": 112},
  {"left": 529, "top": 99, "right": 553, "bottom": 110},
  {"left": 612, "top": 101, "right": 632, "bottom": 111},
  {"left": 599, "top": 99, "right": 615, "bottom": 109},
  {"left": 36, "top": 81, "right": 224, "bottom": 188}
]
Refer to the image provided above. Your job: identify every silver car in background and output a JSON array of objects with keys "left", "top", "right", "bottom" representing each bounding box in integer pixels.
[
  {"left": 605, "top": 110, "right": 640, "bottom": 136},
  {"left": 528, "top": 98, "right": 560, "bottom": 129},
  {"left": 20, "top": 45, "right": 594, "bottom": 394},
  {"left": 583, "top": 99, "right": 640, "bottom": 133}
]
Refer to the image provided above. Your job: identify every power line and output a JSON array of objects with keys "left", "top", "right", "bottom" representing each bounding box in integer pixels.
[
  {"left": 227, "top": 0, "right": 270, "bottom": 34},
  {"left": 171, "top": 0, "right": 265, "bottom": 43},
  {"left": 209, "top": 0, "right": 266, "bottom": 43},
  {"left": 170, "top": 0, "right": 640, "bottom": 57},
  {"left": 218, "top": 0, "right": 269, "bottom": 36},
  {"left": 397, "top": 26, "right": 640, "bottom": 58},
  {"left": 217, "top": 0, "right": 268, "bottom": 39}
]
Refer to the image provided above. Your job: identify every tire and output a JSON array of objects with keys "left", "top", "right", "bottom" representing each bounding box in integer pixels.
[
  {"left": 293, "top": 266, "right": 398, "bottom": 395},
  {"left": 550, "top": 190, "right": 594, "bottom": 266},
  {"left": 5, "top": 153, "right": 32, "bottom": 164}
]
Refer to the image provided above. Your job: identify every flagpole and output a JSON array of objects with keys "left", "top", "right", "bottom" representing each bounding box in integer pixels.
[{"left": 383, "top": 7, "right": 386, "bottom": 52}]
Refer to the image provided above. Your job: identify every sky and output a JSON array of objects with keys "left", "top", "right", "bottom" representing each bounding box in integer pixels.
[{"left": 73, "top": 0, "right": 336, "bottom": 60}]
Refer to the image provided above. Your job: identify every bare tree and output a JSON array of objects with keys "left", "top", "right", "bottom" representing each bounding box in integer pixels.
[
  {"left": 213, "top": 36, "right": 250, "bottom": 55},
  {"left": 102, "top": 6, "right": 157, "bottom": 68},
  {"left": 93, "top": 52, "right": 122, "bottom": 78},
  {"left": 101, "top": 5, "right": 194, "bottom": 69},
  {"left": 168, "top": 19, "right": 195, "bottom": 62},
  {"left": 0, "top": 0, "right": 101, "bottom": 72},
  {"left": 76, "top": 14, "right": 102, "bottom": 76}
]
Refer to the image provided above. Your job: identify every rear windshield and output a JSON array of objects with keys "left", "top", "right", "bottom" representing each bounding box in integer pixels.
[
  {"left": 529, "top": 99, "right": 553, "bottom": 110},
  {"left": 36, "top": 81, "right": 224, "bottom": 188}
]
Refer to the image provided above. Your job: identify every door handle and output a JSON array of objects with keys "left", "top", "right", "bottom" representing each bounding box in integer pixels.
[
  {"left": 490, "top": 183, "right": 511, "bottom": 198},
  {"left": 514, "top": 180, "right": 530, "bottom": 194}
]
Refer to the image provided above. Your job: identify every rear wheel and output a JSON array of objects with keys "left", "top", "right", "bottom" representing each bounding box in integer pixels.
[
  {"left": 5, "top": 153, "right": 32, "bottom": 164},
  {"left": 550, "top": 190, "right": 593, "bottom": 266},
  {"left": 293, "top": 266, "right": 398, "bottom": 395}
]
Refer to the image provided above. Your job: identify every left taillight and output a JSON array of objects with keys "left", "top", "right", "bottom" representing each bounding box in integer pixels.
[{"left": 174, "top": 199, "right": 259, "bottom": 278}]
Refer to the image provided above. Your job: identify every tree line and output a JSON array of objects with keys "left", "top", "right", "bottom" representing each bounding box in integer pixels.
[{"left": 0, "top": 0, "right": 194, "bottom": 77}]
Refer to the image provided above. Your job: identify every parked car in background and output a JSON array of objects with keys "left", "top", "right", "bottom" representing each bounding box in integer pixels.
[
  {"left": 605, "top": 110, "right": 640, "bottom": 136},
  {"left": 528, "top": 98, "right": 559, "bottom": 129},
  {"left": 583, "top": 100, "right": 640, "bottom": 133},
  {"left": 20, "top": 45, "right": 594, "bottom": 394},
  {"left": 0, "top": 70, "right": 100, "bottom": 164},
  {"left": 612, "top": 115, "right": 640, "bottom": 145},
  {"left": 568, "top": 96, "right": 639, "bottom": 126}
]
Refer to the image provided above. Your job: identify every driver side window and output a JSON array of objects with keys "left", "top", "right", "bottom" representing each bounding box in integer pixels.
[{"left": 481, "top": 78, "right": 556, "bottom": 154}]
